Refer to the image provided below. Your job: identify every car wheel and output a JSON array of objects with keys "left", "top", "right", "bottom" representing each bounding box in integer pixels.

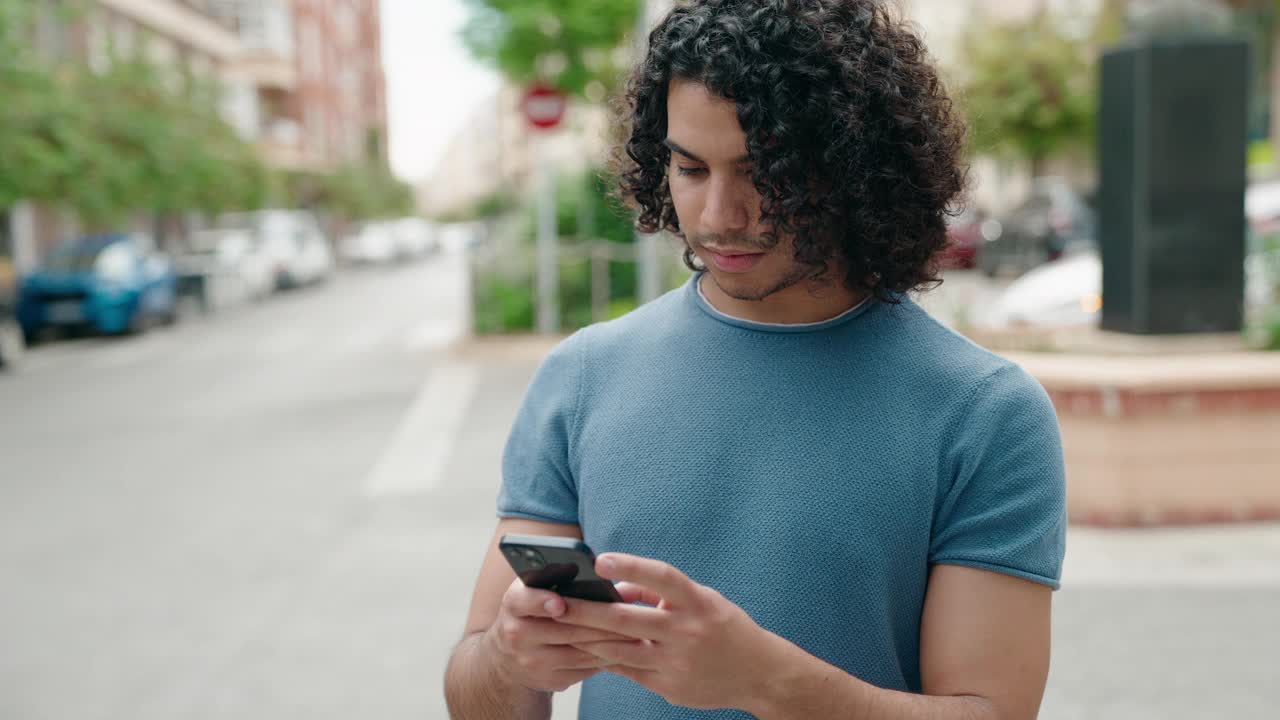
[
  {"left": 127, "top": 306, "right": 151, "bottom": 336},
  {"left": 0, "top": 320, "right": 24, "bottom": 370}
]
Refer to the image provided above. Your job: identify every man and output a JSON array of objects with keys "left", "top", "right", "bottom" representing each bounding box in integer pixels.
[{"left": 445, "top": 1, "right": 1067, "bottom": 718}]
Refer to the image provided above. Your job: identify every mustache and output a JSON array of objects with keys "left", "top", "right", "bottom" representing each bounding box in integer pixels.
[{"left": 689, "top": 233, "right": 778, "bottom": 252}]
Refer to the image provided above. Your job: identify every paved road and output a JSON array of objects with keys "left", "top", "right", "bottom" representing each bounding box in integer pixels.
[{"left": 1, "top": 259, "right": 1276, "bottom": 719}]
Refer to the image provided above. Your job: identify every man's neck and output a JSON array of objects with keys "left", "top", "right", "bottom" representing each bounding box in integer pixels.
[{"left": 699, "top": 273, "right": 867, "bottom": 325}]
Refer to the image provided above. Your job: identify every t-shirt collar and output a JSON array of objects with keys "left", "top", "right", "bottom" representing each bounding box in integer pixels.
[{"left": 689, "top": 272, "right": 874, "bottom": 334}]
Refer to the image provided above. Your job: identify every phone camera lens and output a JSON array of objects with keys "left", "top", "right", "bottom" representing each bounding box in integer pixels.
[{"left": 523, "top": 548, "right": 545, "bottom": 569}]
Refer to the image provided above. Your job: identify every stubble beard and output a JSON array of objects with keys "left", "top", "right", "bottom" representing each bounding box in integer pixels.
[{"left": 709, "top": 262, "right": 814, "bottom": 302}]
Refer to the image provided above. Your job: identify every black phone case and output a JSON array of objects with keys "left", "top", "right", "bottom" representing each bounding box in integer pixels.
[{"left": 499, "top": 534, "right": 622, "bottom": 603}]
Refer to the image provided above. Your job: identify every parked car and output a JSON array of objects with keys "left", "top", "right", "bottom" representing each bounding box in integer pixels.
[
  {"left": 173, "top": 229, "right": 274, "bottom": 312},
  {"left": 340, "top": 221, "right": 399, "bottom": 265},
  {"left": 218, "top": 210, "right": 333, "bottom": 289},
  {"left": 291, "top": 224, "right": 335, "bottom": 286},
  {"left": 389, "top": 218, "right": 439, "bottom": 259},
  {"left": 201, "top": 228, "right": 274, "bottom": 300},
  {"left": 939, "top": 206, "right": 986, "bottom": 270},
  {"left": 17, "top": 233, "right": 178, "bottom": 340},
  {"left": 978, "top": 177, "right": 1096, "bottom": 278},
  {"left": 986, "top": 182, "right": 1280, "bottom": 329},
  {"left": 986, "top": 251, "right": 1103, "bottom": 329},
  {"left": 0, "top": 256, "right": 24, "bottom": 369},
  {"left": 341, "top": 218, "right": 439, "bottom": 265}
]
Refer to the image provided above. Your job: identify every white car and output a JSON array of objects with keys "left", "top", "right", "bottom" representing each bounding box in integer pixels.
[
  {"left": 985, "top": 251, "right": 1103, "bottom": 329},
  {"left": 389, "top": 218, "right": 438, "bottom": 259},
  {"left": 293, "top": 227, "right": 335, "bottom": 285},
  {"left": 220, "top": 210, "right": 332, "bottom": 289},
  {"left": 186, "top": 229, "right": 274, "bottom": 303},
  {"left": 986, "top": 180, "right": 1280, "bottom": 329},
  {"left": 340, "top": 222, "right": 399, "bottom": 265}
]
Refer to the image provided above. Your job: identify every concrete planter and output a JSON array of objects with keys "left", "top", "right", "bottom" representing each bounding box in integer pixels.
[{"left": 1011, "top": 351, "right": 1280, "bottom": 527}]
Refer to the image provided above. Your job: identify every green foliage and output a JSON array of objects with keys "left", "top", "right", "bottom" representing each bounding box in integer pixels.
[
  {"left": 472, "top": 272, "right": 535, "bottom": 334},
  {"left": 460, "top": 0, "right": 640, "bottom": 97},
  {"left": 61, "top": 60, "right": 270, "bottom": 227},
  {"left": 471, "top": 165, "right": 646, "bottom": 334},
  {"left": 959, "top": 10, "right": 1097, "bottom": 171},
  {"left": 434, "top": 188, "right": 518, "bottom": 223},
  {"left": 0, "top": 0, "right": 270, "bottom": 225},
  {"left": 607, "top": 297, "right": 637, "bottom": 320},
  {"left": 1249, "top": 139, "right": 1275, "bottom": 168},
  {"left": 318, "top": 160, "right": 415, "bottom": 221}
]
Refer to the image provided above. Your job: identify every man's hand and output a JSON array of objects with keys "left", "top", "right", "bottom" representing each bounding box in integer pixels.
[
  {"left": 560, "top": 554, "right": 785, "bottom": 712},
  {"left": 482, "top": 578, "right": 631, "bottom": 693}
]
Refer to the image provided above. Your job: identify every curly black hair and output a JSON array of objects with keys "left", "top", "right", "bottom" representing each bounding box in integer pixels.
[{"left": 612, "top": 0, "right": 967, "bottom": 299}]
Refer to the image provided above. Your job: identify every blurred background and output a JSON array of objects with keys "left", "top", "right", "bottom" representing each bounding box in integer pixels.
[{"left": 1, "top": 1, "right": 1278, "bottom": 719}]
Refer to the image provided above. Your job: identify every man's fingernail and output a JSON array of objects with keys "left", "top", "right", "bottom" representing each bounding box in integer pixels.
[
  {"left": 599, "top": 557, "right": 617, "bottom": 576},
  {"left": 545, "top": 599, "right": 561, "bottom": 615}
]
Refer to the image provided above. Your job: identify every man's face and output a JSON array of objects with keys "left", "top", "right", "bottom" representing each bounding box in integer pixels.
[{"left": 665, "top": 79, "right": 812, "bottom": 302}]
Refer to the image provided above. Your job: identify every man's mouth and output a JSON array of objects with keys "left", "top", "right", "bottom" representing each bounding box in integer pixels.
[{"left": 704, "top": 247, "right": 765, "bottom": 273}]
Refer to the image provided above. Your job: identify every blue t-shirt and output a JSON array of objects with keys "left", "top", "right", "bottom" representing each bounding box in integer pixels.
[{"left": 498, "top": 274, "right": 1067, "bottom": 720}]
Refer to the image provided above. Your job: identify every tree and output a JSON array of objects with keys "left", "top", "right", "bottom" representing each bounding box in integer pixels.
[
  {"left": 0, "top": 0, "right": 73, "bottom": 210},
  {"left": 0, "top": 0, "right": 270, "bottom": 228},
  {"left": 958, "top": 10, "right": 1097, "bottom": 176},
  {"left": 318, "top": 161, "right": 415, "bottom": 221},
  {"left": 460, "top": 0, "right": 640, "bottom": 98}
]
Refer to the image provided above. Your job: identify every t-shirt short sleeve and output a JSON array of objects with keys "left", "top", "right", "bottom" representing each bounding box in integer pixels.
[
  {"left": 496, "top": 331, "right": 585, "bottom": 525},
  {"left": 930, "top": 363, "right": 1068, "bottom": 590}
]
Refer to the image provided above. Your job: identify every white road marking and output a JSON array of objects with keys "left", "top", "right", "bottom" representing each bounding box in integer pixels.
[
  {"left": 403, "top": 318, "right": 465, "bottom": 353},
  {"left": 363, "top": 363, "right": 480, "bottom": 498}
]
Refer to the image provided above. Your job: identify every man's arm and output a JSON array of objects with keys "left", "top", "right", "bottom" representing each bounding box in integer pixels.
[
  {"left": 444, "top": 518, "right": 606, "bottom": 720},
  {"left": 445, "top": 631, "right": 551, "bottom": 720},
  {"left": 746, "top": 565, "right": 1052, "bottom": 720}
]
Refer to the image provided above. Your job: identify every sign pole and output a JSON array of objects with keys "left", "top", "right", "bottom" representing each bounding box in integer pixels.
[
  {"left": 523, "top": 83, "right": 568, "bottom": 335},
  {"left": 536, "top": 141, "right": 559, "bottom": 334}
]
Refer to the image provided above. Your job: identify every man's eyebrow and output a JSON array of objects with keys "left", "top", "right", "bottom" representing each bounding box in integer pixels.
[{"left": 663, "top": 138, "right": 751, "bottom": 164}]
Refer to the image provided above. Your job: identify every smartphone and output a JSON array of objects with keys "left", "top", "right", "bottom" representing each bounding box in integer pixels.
[{"left": 499, "top": 534, "right": 622, "bottom": 603}]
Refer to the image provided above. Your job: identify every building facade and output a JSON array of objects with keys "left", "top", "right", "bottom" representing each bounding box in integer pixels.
[{"left": 288, "top": 0, "right": 388, "bottom": 169}]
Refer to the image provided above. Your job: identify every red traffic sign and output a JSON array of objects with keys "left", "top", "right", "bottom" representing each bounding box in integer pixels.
[{"left": 522, "top": 84, "right": 568, "bottom": 130}]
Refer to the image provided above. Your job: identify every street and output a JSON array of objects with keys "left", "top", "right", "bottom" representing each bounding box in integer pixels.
[{"left": 1, "top": 256, "right": 1277, "bottom": 720}]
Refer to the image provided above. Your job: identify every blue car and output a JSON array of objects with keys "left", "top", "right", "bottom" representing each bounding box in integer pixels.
[{"left": 18, "top": 234, "right": 178, "bottom": 340}]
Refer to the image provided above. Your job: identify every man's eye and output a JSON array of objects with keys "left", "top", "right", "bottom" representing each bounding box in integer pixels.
[{"left": 676, "top": 166, "right": 706, "bottom": 177}]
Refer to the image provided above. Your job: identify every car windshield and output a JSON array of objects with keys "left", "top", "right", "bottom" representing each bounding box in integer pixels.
[{"left": 44, "top": 240, "right": 108, "bottom": 273}]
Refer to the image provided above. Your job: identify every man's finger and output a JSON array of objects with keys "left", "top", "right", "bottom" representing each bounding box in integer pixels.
[
  {"left": 596, "top": 554, "right": 701, "bottom": 608},
  {"left": 573, "top": 639, "right": 662, "bottom": 670},
  {"left": 607, "top": 664, "right": 659, "bottom": 688},
  {"left": 539, "top": 645, "right": 617, "bottom": 671},
  {"left": 522, "top": 619, "right": 633, "bottom": 645},
  {"left": 614, "top": 581, "right": 663, "bottom": 607},
  {"left": 505, "top": 580, "right": 568, "bottom": 618},
  {"left": 557, "top": 597, "right": 673, "bottom": 641}
]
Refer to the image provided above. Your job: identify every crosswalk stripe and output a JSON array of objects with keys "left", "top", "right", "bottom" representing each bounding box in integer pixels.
[{"left": 363, "top": 363, "right": 480, "bottom": 498}]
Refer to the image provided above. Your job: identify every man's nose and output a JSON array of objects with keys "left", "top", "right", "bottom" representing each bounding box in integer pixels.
[{"left": 700, "top": 175, "right": 750, "bottom": 235}]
